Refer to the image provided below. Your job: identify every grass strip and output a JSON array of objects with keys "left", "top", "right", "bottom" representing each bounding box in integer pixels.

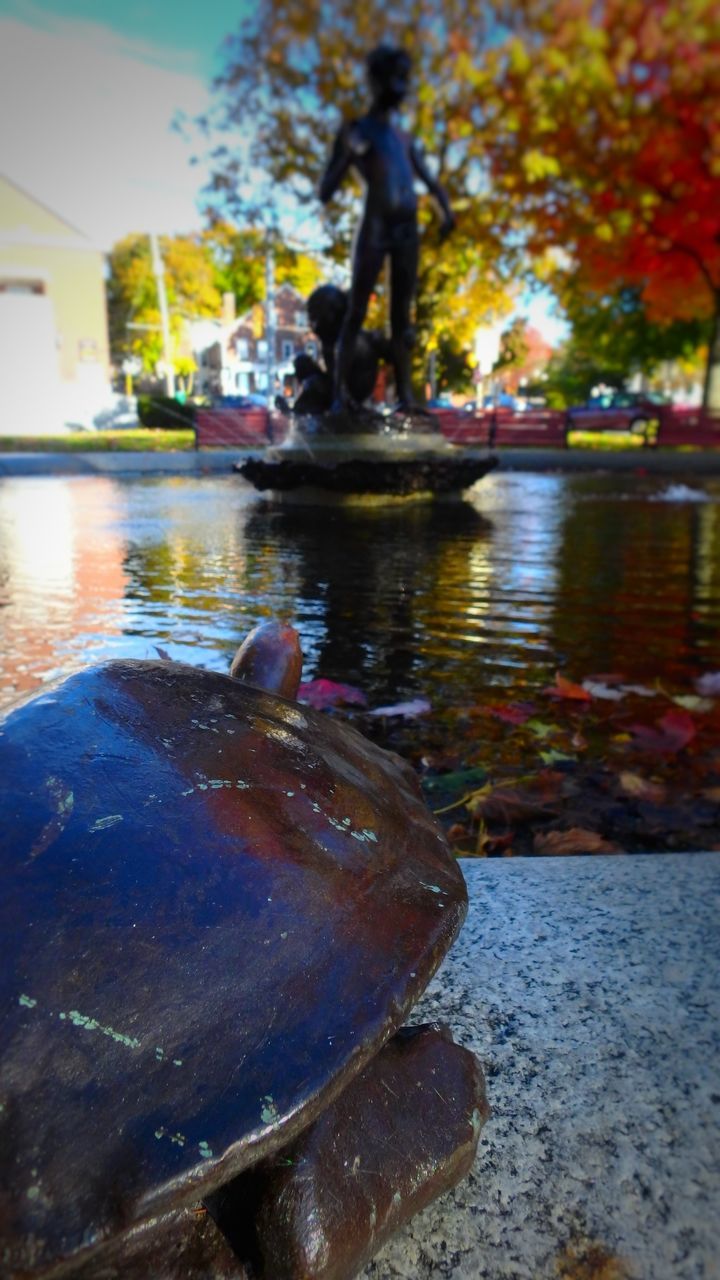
[{"left": 0, "top": 429, "right": 196, "bottom": 453}]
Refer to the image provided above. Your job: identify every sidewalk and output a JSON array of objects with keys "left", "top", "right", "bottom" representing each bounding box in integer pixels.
[
  {"left": 368, "top": 853, "right": 720, "bottom": 1280},
  {"left": 2, "top": 447, "right": 720, "bottom": 478}
]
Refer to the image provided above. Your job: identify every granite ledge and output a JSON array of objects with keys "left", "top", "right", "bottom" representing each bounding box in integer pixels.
[{"left": 363, "top": 853, "right": 720, "bottom": 1280}]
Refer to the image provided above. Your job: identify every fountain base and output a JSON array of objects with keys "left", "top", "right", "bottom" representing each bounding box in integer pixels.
[{"left": 236, "top": 417, "right": 497, "bottom": 505}]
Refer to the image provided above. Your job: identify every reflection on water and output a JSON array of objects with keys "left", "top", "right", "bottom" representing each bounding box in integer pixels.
[{"left": 0, "top": 472, "right": 719, "bottom": 715}]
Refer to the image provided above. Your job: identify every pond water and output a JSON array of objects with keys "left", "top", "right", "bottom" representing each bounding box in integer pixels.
[{"left": 1, "top": 470, "right": 719, "bottom": 719}]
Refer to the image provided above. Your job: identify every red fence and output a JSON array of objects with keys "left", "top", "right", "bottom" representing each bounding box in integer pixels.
[
  {"left": 195, "top": 408, "right": 281, "bottom": 448},
  {"left": 194, "top": 405, "right": 720, "bottom": 451},
  {"left": 432, "top": 407, "right": 568, "bottom": 447},
  {"left": 654, "top": 407, "right": 720, "bottom": 448},
  {"left": 432, "top": 406, "right": 720, "bottom": 450}
]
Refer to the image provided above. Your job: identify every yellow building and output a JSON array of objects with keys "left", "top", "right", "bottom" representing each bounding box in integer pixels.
[{"left": 0, "top": 175, "right": 111, "bottom": 433}]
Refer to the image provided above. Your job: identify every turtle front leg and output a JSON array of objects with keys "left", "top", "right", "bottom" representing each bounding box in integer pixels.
[{"left": 207, "top": 1024, "right": 488, "bottom": 1280}]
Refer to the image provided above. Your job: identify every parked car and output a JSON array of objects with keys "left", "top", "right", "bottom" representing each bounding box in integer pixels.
[
  {"left": 213, "top": 393, "right": 268, "bottom": 410},
  {"left": 567, "top": 391, "right": 667, "bottom": 434},
  {"left": 483, "top": 392, "right": 520, "bottom": 411}
]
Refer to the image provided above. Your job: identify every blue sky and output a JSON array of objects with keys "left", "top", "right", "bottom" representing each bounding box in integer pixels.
[
  {"left": 0, "top": 0, "right": 567, "bottom": 342},
  {"left": 0, "top": 0, "right": 239, "bottom": 247},
  {"left": 0, "top": 0, "right": 248, "bottom": 77}
]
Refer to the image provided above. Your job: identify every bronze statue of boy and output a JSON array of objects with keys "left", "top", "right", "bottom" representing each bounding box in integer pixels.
[{"left": 320, "top": 44, "right": 454, "bottom": 412}]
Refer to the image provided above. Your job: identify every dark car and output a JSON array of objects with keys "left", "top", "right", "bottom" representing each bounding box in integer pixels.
[{"left": 567, "top": 390, "right": 667, "bottom": 435}]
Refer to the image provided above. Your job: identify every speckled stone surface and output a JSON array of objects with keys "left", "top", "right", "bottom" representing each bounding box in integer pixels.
[{"left": 363, "top": 854, "right": 720, "bottom": 1280}]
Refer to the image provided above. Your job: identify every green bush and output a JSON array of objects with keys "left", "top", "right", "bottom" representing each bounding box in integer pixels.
[{"left": 137, "top": 395, "right": 196, "bottom": 429}]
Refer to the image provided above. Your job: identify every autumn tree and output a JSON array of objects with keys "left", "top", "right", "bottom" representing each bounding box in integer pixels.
[
  {"left": 202, "top": 222, "right": 324, "bottom": 314},
  {"left": 492, "top": 320, "right": 556, "bottom": 393},
  {"left": 466, "top": 0, "right": 720, "bottom": 410},
  {"left": 108, "top": 234, "right": 221, "bottom": 374},
  {"left": 108, "top": 228, "right": 324, "bottom": 378},
  {"left": 542, "top": 285, "right": 710, "bottom": 406},
  {"left": 203, "top": 0, "right": 513, "bottom": 392}
]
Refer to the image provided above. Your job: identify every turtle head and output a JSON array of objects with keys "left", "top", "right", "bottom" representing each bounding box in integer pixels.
[{"left": 229, "top": 621, "right": 303, "bottom": 701}]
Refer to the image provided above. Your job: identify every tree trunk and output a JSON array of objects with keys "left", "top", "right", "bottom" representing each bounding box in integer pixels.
[{"left": 702, "top": 293, "right": 720, "bottom": 415}]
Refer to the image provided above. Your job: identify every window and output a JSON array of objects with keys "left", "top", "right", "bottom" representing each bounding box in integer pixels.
[
  {"left": 306, "top": 340, "right": 318, "bottom": 359},
  {"left": 0, "top": 278, "right": 45, "bottom": 294},
  {"left": 282, "top": 340, "right": 294, "bottom": 361},
  {"left": 235, "top": 337, "right": 249, "bottom": 359}
]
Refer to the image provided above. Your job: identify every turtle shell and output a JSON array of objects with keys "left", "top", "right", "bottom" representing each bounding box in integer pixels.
[{"left": 0, "top": 660, "right": 467, "bottom": 1277}]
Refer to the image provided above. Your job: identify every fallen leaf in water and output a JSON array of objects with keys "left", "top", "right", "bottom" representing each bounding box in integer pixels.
[
  {"left": 582, "top": 680, "right": 624, "bottom": 700},
  {"left": 447, "top": 822, "right": 469, "bottom": 841},
  {"left": 545, "top": 673, "right": 593, "bottom": 701},
  {"left": 619, "top": 683, "right": 656, "bottom": 697},
  {"left": 696, "top": 672, "right": 720, "bottom": 696},
  {"left": 539, "top": 748, "right": 576, "bottom": 765},
  {"left": 526, "top": 719, "right": 557, "bottom": 739},
  {"left": 629, "top": 708, "right": 696, "bottom": 754},
  {"left": 473, "top": 787, "right": 557, "bottom": 824},
  {"left": 485, "top": 831, "right": 515, "bottom": 855},
  {"left": 369, "top": 697, "right": 431, "bottom": 718},
  {"left": 534, "top": 828, "right": 621, "bottom": 855},
  {"left": 424, "top": 766, "right": 488, "bottom": 798},
  {"left": 618, "top": 771, "right": 666, "bottom": 803},
  {"left": 464, "top": 782, "right": 492, "bottom": 814},
  {"left": 671, "top": 694, "right": 714, "bottom": 713},
  {"left": 298, "top": 678, "right": 367, "bottom": 710},
  {"left": 486, "top": 702, "right": 535, "bottom": 725}
]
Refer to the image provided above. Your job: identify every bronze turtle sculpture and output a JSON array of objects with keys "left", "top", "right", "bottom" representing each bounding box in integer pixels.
[{"left": 0, "top": 622, "right": 488, "bottom": 1279}]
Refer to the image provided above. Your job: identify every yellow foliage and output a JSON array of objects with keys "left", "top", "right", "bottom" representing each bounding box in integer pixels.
[
  {"left": 508, "top": 38, "right": 531, "bottom": 74},
  {"left": 521, "top": 150, "right": 561, "bottom": 182}
]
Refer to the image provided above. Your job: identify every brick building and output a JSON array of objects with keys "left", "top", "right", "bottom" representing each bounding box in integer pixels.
[{"left": 191, "top": 283, "right": 318, "bottom": 399}]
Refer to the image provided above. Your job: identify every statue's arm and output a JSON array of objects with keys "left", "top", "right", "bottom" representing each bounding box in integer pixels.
[
  {"left": 321, "top": 339, "right": 336, "bottom": 380},
  {"left": 319, "top": 126, "right": 352, "bottom": 204},
  {"left": 410, "top": 141, "right": 455, "bottom": 236}
]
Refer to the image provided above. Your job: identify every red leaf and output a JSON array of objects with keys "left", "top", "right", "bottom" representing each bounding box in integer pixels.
[
  {"left": 474, "top": 787, "right": 557, "bottom": 824},
  {"left": 629, "top": 708, "right": 696, "bottom": 754},
  {"left": 544, "top": 673, "right": 593, "bottom": 701},
  {"left": 534, "top": 828, "right": 621, "bottom": 855},
  {"left": 487, "top": 702, "right": 535, "bottom": 725},
  {"left": 297, "top": 678, "right": 367, "bottom": 710}
]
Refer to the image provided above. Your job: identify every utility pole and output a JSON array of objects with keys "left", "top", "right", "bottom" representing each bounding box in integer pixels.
[
  {"left": 264, "top": 240, "right": 276, "bottom": 406},
  {"left": 149, "top": 233, "right": 175, "bottom": 398},
  {"left": 428, "top": 349, "right": 437, "bottom": 401}
]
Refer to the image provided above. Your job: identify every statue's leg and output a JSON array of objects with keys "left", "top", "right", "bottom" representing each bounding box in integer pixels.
[
  {"left": 389, "top": 232, "right": 419, "bottom": 408},
  {"left": 334, "top": 236, "right": 385, "bottom": 408}
]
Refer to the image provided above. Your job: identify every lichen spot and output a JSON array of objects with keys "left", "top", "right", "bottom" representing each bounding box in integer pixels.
[
  {"left": 18, "top": 994, "right": 37, "bottom": 1009},
  {"left": 261, "top": 1095, "right": 279, "bottom": 1125},
  {"left": 89, "top": 814, "right": 123, "bottom": 833},
  {"left": 198, "top": 1141, "right": 213, "bottom": 1159}
]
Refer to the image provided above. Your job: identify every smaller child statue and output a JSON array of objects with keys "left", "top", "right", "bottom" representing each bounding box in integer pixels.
[{"left": 319, "top": 43, "right": 454, "bottom": 413}]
